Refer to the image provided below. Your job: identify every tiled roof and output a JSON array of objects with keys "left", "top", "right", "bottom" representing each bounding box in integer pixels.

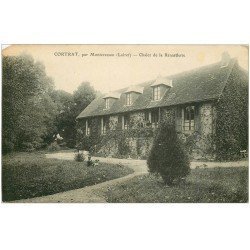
[{"left": 77, "top": 58, "right": 237, "bottom": 119}]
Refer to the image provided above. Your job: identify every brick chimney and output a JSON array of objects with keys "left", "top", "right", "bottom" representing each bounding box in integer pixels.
[{"left": 220, "top": 51, "right": 231, "bottom": 68}]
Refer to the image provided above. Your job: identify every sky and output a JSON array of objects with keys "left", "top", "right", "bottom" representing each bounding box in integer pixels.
[{"left": 2, "top": 45, "right": 248, "bottom": 94}]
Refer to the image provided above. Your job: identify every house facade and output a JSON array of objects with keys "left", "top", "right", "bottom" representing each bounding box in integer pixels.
[{"left": 76, "top": 53, "right": 248, "bottom": 160}]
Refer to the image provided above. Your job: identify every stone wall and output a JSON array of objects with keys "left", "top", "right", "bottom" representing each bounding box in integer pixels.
[
  {"left": 170, "top": 103, "right": 216, "bottom": 160},
  {"left": 192, "top": 103, "right": 215, "bottom": 160},
  {"left": 160, "top": 106, "right": 176, "bottom": 125},
  {"left": 160, "top": 103, "right": 216, "bottom": 160}
]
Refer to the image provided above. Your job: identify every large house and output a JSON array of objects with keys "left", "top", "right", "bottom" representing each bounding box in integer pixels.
[{"left": 76, "top": 53, "right": 248, "bottom": 160}]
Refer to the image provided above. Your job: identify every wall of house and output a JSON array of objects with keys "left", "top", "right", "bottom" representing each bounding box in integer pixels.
[
  {"left": 76, "top": 102, "right": 216, "bottom": 160},
  {"left": 130, "top": 111, "right": 145, "bottom": 128},
  {"left": 161, "top": 103, "right": 216, "bottom": 160},
  {"left": 109, "top": 115, "right": 119, "bottom": 130},
  {"left": 125, "top": 111, "right": 156, "bottom": 158},
  {"left": 104, "top": 111, "right": 154, "bottom": 159},
  {"left": 191, "top": 103, "right": 216, "bottom": 160},
  {"left": 160, "top": 106, "right": 176, "bottom": 125}
]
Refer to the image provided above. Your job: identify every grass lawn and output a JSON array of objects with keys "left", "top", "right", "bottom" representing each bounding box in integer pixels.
[
  {"left": 104, "top": 167, "right": 248, "bottom": 203},
  {"left": 2, "top": 152, "right": 133, "bottom": 202}
]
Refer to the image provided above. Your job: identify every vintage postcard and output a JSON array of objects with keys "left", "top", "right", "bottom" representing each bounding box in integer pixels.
[{"left": 1, "top": 44, "right": 248, "bottom": 203}]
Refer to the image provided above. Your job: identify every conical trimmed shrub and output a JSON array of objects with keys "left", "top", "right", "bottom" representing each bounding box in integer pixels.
[{"left": 147, "top": 122, "right": 190, "bottom": 186}]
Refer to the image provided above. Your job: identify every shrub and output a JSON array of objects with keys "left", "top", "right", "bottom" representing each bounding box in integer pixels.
[
  {"left": 47, "top": 142, "right": 61, "bottom": 151},
  {"left": 74, "top": 152, "right": 85, "bottom": 162},
  {"left": 58, "top": 142, "right": 68, "bottom": 149},
  {"left": 21, "top": 142, "right": 35, "bottom": 152},
  {"left": 66, "top": 139, "right": 76, "bottom": 149},
  {"left": 147, "top": 122, "right": 190, "bottom": 186},
  {"left": 86, "top": 155, "right": 99, "bottom": 166},
  {"left": 31, "top": 140, "right": 44, "bottom": 150},
  {"left": 118, "top": 137, "right": 131, "bottom": 157}
]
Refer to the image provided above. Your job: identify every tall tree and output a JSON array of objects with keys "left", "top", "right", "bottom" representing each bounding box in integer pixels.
[
  {"left": 2, "top": 55, "right": 99, "bottom": 152},
  {"left": 2, "top": 54, "right": 58, "bottom": 152},
  {"left": 50, "top": 90, "right": 76, "bottom": 147},
  {"left": 73, "top": 82, "right": 97, "bottom": 117},
  {"left": 50, "top": 83, "right": 97, "bottom": 148}
]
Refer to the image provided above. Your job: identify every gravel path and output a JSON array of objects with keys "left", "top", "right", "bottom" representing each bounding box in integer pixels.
[
  {"left": 45, "top": 152, "right": 248, "bottom": 169},
  {"left": 14, "top": 154, "right": 148, "bottom": 203},
  {"left": 14, "top": 152, "right": 248, "bottom": 203}
]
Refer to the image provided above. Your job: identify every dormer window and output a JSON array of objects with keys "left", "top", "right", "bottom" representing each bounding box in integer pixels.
[
  {"left": 103, "top": 92, "right": 120, "bottom": 110},
  {"left": 220, "top": 51, "right": 231, "bottom": 68},
  {"left": 126, "top": 93, "right": 132, "bottom": 106},
  {"left": 153, "top": 86, "right": 160, "bottom": 101},
  {"left": 124, "top": 86, "right": 143, "bottom": 106},
  {"left": 151, "top": 75, "right": 172, "bottom": 101},
  {"left": 105, "top": 98, "right": 110, "bottom": 109}
]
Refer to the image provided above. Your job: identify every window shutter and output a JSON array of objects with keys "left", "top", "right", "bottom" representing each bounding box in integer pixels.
[
  {"left": 85, "top": 120, "right": 88, "bottom": 135},
  {"left": 106, "top": 117, "right": 110, "bottom": 130},
  {"left": 194, "top": 105, "right": 200, "bottom": 132},
  {"left": 101, "top": 118, "right": 103, "bottom": 133},
  {"left": 118, "top": 115, "right": 122, "bottom": 130},
  {"left": 175, "top": 107, "right": 183, "bottom": 132}
]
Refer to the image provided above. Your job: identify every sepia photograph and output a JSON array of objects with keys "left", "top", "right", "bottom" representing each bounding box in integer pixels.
[{"left": 1, "top": 44, "right": 248, "bottom": 203}]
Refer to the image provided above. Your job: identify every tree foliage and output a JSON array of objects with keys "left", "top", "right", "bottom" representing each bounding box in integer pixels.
[
  {"left": 2, "top": 55, "right": 98, "bottom": 153},
  {"left": 52, "top": 82, "right": 97, "bottom": 148},
  {"left": 50, "top": 90, "right": 76, "bottom": 147},
  {"left": 215, "top": 64, "right": 248, "bottom": 160},
  {"left": 147, "top": 122, "right": 190, "bottom": 186},
  {"left": 2, "top": 55, "right": 58, "bottom": 152},
  {"left": 73, "top": 82, "right": 97, "bottom": 117}
]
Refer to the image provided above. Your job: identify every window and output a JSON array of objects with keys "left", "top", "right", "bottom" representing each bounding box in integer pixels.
[
  {"left": 101, "top": 117, "right": 109, "bottom": 134},
  {"left": 122, "top": 115, "right": 130, "bottom": 130},
  {"left": 153, "top": 86, "right": 160, "bottom": 101},
  {"left": 86, "top": 120, "right": 90, "bottom": 135},
  {"left": 105, "top": 98, "right": 110, "bottom": 109},
  {"left": 126, "top": 93, "right": 132, "bottom": 106},
  {"left": 184, "top": 106, "right": 195, "bottom": 131},
  {"left": 151, "top": 109, "right": 159, "bottom": 127},
  {"left": 145, "top": 111, "right": 150, "bottom": 122},
  {"left": 144, "top": 110, "right": 152, "bottom": 126}
]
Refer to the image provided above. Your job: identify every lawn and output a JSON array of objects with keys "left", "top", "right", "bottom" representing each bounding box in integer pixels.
[
  {"left": 2, "top": 152, "right": 134, "bottom": 202},
  {"left": 104, "top": 167, "right": 248, "bottom": 203}
]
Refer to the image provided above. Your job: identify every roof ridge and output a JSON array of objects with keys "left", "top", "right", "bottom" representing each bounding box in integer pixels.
[
  {"left": 105, "top": 59, "right": 229, "bottom": 94},
  {"left": 216, "top": 58, "right": 238, "bottom": 102},
  {"left": 77, "top": 58, "right": 239, "bottom": 119}
]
